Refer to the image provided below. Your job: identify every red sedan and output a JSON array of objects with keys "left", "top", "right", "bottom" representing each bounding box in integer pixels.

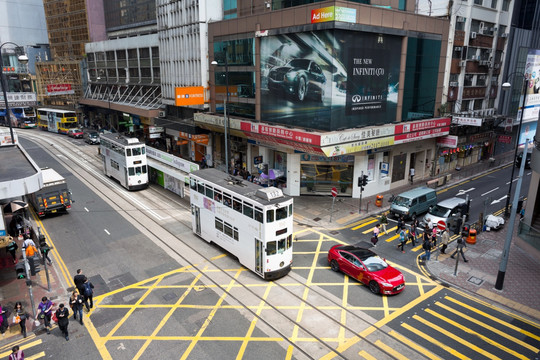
[{"left": 328, "top": 244, "right": 405, "bottom": 295}]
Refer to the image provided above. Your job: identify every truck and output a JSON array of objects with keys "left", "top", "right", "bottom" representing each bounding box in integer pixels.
[{"left": 29, "top": 167, "right": 72, "bottom": 217}]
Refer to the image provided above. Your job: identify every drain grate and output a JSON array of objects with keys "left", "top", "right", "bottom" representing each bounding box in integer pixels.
[
  {"left": 467, "top": 276, "right": 484, "bottom": 286},
  {"left": 313, "top": 217, "right": 321, "bottom": 222},
  {"left": 330, "top": 231, "right": 339, "bottom": 235}
]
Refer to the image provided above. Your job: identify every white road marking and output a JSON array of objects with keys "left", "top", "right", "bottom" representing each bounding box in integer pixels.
[
  {"left": 456, "top": 187, "right": 475, "bottom": 196},
  {"left": 491, "top": 195, "right": 507, "bottom": 205},
  {"left": 84, "top": 207, "right": 89, "bottom": 212},
  {"left": 104, "top": 229, "right": 110, "bottom": 235},
  {"left": 481, "top": 187, "right": 499, "bottom": 197}
]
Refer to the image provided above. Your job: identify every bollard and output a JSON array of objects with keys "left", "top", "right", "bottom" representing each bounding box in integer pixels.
[{"left": 375, "top": 194, "right": 383, "bottom": 207}]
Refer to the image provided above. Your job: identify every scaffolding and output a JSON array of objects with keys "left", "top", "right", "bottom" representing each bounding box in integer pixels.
[{"left": 35, "top": 60, "right": 83, "bottom": 110}]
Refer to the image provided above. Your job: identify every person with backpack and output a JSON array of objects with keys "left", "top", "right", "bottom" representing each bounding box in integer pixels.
[
  {"left": 420, "top": 237, "right": 432, "bottom": 261},
  {"left": 451, "top": 236, "right": 468, "bottom": 262},
  {"left": 82, "top": 279, "right": 95, "bottom": 310},
  {"left": 396, "top": 216, "right": 403, "bottom": 234},
  {"left": 37, "top": 297, "right": 53, "bottom": 334},
  {"left": 398, "top": 228, "right": 407, "bottom": 253},
  {"left": 6, "top": 238, "right": 18, "bottom": 264},
  {"left": 409, "top": 221, "right": 418, "bottom": 247},
  {"left": 379, "top": 213, "right": 388, "bottom": 235}
]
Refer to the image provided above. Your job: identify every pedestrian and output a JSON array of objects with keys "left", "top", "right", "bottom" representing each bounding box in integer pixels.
[
  {"left": 74, "top": 269, "right": 87, "bottom": 296},
  {"left": 8, "top": 345, "right": 24, "bottom": 360},
  {"left": 409, "top": 167, "right": 415, "bottom": 184},
  {"left": 37, "top": 297, "right": 53, "bottom": 334},
  {"left": 21, "top": 236, "right": 36, "bottom": 250},
  {"left": 398, "top": 228, "right": 407, "bottom": 253},
  {"left": 40, "top": 241, "right": 53, "bottom": 266},
  {"left": 379, "top": 213, "right": 388, "bottom": 235},
  {"left": 70, "top": 291, "right": 84, "bottom": 325},
  {"left": 408, "top": 224, "right": 417, "bottom": 247},
  {"left": 520, "top": 207, "right": 525, "bottom": 219},
  {"left": 371, "top": 224, "right": 380, "bottom": 247},
  {"left": 6, "top": 237, "right": 18, "bottom": 263},
  {"left": 0, "top": 303, "right": 9, "bottom": 336},
  {"left": 55, "top": 304, "right": 70, "bottom": 341},
  {"left": 83, "top": 278, "right": 95, "bottom": 310},
  {"left": 432, "top": 228, "right": 438, "bottom": 247},
  {"left": 450, "top": 236, "right": 468, "bottom": 262},
  {"left": 420, "top": 237, "right": 432, "bottom": 261},
  {"left": 13, "top": 302, "right": 27, "bottom": 338},
  {"left": 201, "top": 155, "right": 207, "bottom": 169},
  {"left": 396, "top": 216, "right": 403, "bottom": 234},
  {"left": 440, "top": 229, "right": 450, "bottom": 254}
]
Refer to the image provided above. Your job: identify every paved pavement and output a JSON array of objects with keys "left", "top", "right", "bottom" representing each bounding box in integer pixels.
[{"left": 292, "top": 153, "right": 540, "bottom": 322}]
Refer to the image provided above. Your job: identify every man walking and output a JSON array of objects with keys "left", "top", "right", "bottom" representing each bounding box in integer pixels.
[
  {"left": 83, "top": 279, "right": 95, "bottom": 310},
  {"left": 420, "top": 237, "right": 432, "bottom": 261},
  {"left": 379, "top": 213, "right": 388, "bottom": 235},
  {"left": 440, "top": 229, "right": 450, "bottom": 254},
  {"left": 74, "top": 269, "right": 87, "bottom": 296},
  {"left": 55, "top": 303, "right": 70, "bottom": 341},
  {"left": 409, "top": 167, "right": 415, "bottom": 184},
  {"left": 451, "top": 236, "right": 468, "bottom": 262}
]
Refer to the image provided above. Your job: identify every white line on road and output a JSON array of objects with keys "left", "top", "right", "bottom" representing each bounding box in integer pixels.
[
  {"left": 104, "top": 229, "right": 110, "bottom": 235},
  {"left": 481, "top": 187, "right": 499, "bottom": 197}
]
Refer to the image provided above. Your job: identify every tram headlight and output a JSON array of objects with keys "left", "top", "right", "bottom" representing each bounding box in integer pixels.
[{"left": 280, "top": 261, "right": 284, "bottom": 268}]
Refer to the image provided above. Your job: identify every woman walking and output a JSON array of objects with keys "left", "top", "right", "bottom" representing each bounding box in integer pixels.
[
  {"left": 55, "top": 303, "right": 70, "bottom": 341},
  {"left": 13, "top": 302, "right": 28, "bottom": 338},
  {"left": 70, "top": 291, "right": 84, "bottom": 325}
]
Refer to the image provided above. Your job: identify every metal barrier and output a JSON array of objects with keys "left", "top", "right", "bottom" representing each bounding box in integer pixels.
[{"left": 518, "top": 220, "right": 540, "bottom": 251}]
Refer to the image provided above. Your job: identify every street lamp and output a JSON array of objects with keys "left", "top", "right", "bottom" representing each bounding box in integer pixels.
[
  {"left": 501, "top": 74, "right": 528, "bottom": 218},
  {"left": 0, "top": 42, "right": 28, "bottom": 144},
  {"left": 211, "top": 54, "right": 230, "bottom": 174}
]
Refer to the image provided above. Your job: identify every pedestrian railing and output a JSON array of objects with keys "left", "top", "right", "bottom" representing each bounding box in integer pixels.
[{"left": 518, "top": 220, "right": 540, "bottom": 251}]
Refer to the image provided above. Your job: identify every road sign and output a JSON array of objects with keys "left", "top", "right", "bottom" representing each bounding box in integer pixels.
[
  {"left": 331, "top": 187, "right": 338, "bottom": 198},
  {"left": 437, "top": 220, "right": 446, "bottom": 231}
]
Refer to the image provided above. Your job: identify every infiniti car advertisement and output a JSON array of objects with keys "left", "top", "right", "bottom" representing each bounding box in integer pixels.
[{"left": 260, "top": 29, "right": 401, "bottom": 131}]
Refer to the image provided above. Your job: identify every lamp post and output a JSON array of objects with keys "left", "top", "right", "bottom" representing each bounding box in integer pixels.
[
  {"left": 0, "top": 42, "right": 28, "bottom": 144},
  {"left": 502, "top": 75, "right": 528, "bottom": 218},
  {"left": 211, "top": 53, "right": 230, "bottom": 174}
]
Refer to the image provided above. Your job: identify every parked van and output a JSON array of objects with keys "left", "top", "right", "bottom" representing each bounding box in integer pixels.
[
  {"left": 421, "top": 197, "right": 469, "bottom": 230},
  {"left": 389, "top": 187, "right": 437, "bottom": 221}
]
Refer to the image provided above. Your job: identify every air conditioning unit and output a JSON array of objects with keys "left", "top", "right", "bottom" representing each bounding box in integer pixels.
[
  {"left": 457, "top": 16, "right": 465, "bottom": 23},
  {"left": 158, "top": 111, "right": 166, "bottom": 118},
  {"left": 459, "top": 60, "right": 467, "bottom": 67},
  {"left": 450, "top": 81, "right": 459, "bottom": 87},
  {"left": 501, "top": 33, "right": 508, "bottom": 38},
  {"left": 471, "top": 32, "right": 477, "bottom": 39},
  {"left": 455, "top": 46, "right": 463, "bottom": 51},
  {"left": 471, "top": 55, "right": 479, "bottom": 61}
]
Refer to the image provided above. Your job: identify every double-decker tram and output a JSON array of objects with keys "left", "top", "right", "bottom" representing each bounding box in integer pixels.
[
  {"left": 189, "top": 168, "right": 294, "bottom": 280},
  {"left": 100, "top": 133, "right": 148, "bottom": 190},
  {"left": 37, "top": 108, "right": 78, "bottom": 134}
]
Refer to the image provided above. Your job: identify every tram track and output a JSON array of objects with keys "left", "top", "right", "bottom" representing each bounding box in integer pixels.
[{"left": 20, "top": 131, "right": 430, "bottom": 360}]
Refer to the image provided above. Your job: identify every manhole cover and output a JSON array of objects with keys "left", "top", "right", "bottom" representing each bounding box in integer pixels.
[
  {"left": 330, "top": 231, "right": 339, "bottom": 235},
  {"left": 467, "top": 276, "right": 484, "bottom": 286},
  {"left": 313, "top": 217, "right": 321, "bottom": 222}
]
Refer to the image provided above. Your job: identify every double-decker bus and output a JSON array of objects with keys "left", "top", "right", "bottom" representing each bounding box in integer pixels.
[
  {"left": 12, "top": 107, "right": 37, "bottom": 128},
  {"left": 189, "top": 168, "right": 294, "bottom": 280},
  {"left": 36, "top": 108, "right": 78, "bottom": 134},
  {"left": 100, "top": 133, "right": 148, "bottom": 190}
]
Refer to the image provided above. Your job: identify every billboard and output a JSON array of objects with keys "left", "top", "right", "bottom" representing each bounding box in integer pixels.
[
  {"left": 260, "top": 29, "right": 401, "bottom": 131},
  {"left": 523, "top": 49, "right": 540, "bottom": 122},
  {"left": 175, "top": 86, "right": 205, "bottom": 106}
]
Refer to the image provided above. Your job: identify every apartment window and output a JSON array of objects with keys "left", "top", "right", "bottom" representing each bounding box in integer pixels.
[
  {"left": 473, "top": 100, "right": 483, "bottom": 110},
  {"left": 491, "top": 0, "right": 497, "bottom": 9},
  {"left": 474, "top": 0, "right": 482, "bottom": 5},
  {"left": 477, "top": 75, "right": 487, "bottom": 86},
  {"left": 502, "top": 0, "right": 510, "bottom": 11},
  {"left": 116, "top": 50, "right": 126, "bottom": 60},
  {"left": 464, "top": 74, "right": 474, "bottom": 86},
  {"left": 461, "top": 100, "right": 470, "bottom": 111},
  {"left": 450, "top": 74, "right": 459, "bottom": 82}
]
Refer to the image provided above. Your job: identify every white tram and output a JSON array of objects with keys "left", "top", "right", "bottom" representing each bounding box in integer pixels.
[
  {"left": 100, "top": 133, "right": 148, "bottom": 190},
  {"left": 190, "top": 169, "right": 294, "bottom": 280}
]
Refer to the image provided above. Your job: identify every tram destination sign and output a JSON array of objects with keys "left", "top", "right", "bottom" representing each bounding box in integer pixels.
[{"left": 0, "top": 92, "right": 37, "bottom": 107}]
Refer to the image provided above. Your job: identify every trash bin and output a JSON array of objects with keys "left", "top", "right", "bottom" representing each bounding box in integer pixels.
[
  {"left": 375, "top": 194, "right": 383, "bottom": 207},
  {"left": 466, "top": 228, "right": 477, "bottom": 244}
]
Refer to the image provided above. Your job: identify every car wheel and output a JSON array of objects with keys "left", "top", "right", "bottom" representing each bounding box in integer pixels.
[
  {"left": 330, "top": 260, "right": 340, "bottom": 272},
  {"left": 296, "top": 77, "right": 307, "bottom": 101},
  {"left": 369, "top": 281, "right": 380, "bottom": 294}
]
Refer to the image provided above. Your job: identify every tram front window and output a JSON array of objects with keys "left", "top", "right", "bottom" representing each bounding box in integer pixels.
[
  {"left": 132, "top": 147, "right": 142, "bottom": 156},
  {"left": 266, "top": 241, "right": 277, "bottom": 255},
  {"left": 276, "top": 207, "right": 287, "bottom": 220},
  {"left": 278, "top": 239, "right": 286, "bottom": 253}
]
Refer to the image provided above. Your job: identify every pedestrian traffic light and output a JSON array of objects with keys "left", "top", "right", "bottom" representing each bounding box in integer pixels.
[
  {"left": 15, "top": 261, "right": 26, "bottom": 279},
  {"left": 362, "top": 175, "right": 369, "bottom": 186},
  {"left": 28, "top": 256, "right": 40, "bottom": 276}
]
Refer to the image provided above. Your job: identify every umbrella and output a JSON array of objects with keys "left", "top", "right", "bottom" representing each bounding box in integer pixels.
[
  {"left": 268, "top": 169, "right": 276, "bottom": 180},
  {"left": 2, "top": 200, "right": 28, "bottom": 214}
]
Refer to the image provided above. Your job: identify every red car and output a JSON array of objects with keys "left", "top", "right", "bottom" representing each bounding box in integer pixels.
[
  {"left": 67, "top": 128, "right": 84, "bottom": 138},
  {"left": 328, "top": 244, "right": 405, "bottom": 295}
]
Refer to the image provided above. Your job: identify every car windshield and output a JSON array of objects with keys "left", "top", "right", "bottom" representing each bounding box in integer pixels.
[
  {"left": 362, "top": 255, "right": 388, "bottom": 272},
  {"left": 73, "top": 128, "right": 82, "bottom": 132},
  {"left": 429, "top": 205, "right": 451, "bottom": 217},
  {"left": 393, "top": 196, "right": 410, "bottom": 206}
]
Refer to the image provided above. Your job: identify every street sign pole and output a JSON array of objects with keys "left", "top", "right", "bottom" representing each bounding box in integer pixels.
[{"left": 330, "top": 187, "right": 337, "bottom": 223}]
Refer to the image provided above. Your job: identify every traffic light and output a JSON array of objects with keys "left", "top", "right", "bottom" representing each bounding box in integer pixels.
[
  {"left": 15, "top": 261, "right": 26, "bottom": 279},
  {"left": 28, "top": 256, "right": 40, "bottom": 276},
  {"left": 357, "top": 175, "right": 369, "bottom": 191}
]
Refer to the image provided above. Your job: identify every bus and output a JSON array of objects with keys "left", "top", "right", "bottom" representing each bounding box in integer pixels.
[
  {"left": 100, "top": 133, "right": 148, "bottom": 190},
  {"left": 189, "top": 168, "right": 294, "bottom": 280},
  {"left": 36, "top": 108, "right": 78, "bottom": 134},
  {"left": 13, "top": 107, "right": 37, "bottom": 128}
]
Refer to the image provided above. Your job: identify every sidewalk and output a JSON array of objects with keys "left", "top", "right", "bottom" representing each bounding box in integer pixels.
[
  {"left": 0, "top": 232, "right": 68, "bottom": 345},
  {"left": 292, "top": 152, "right": 540, "bottom": 321}
]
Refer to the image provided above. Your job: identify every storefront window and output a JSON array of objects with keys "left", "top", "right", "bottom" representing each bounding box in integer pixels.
[{"left": 300, "top": 156, "right": 354, "bottom": 195}]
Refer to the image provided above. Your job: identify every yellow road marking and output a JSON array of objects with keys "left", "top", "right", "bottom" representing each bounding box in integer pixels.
[
  {"left": 434, "top": 302, "right": 539, "bottom": 354},
  {"left": 26, "top": 352, "right": 46, "bottom": 360},
  {"left": 0, "top": 335, "right": 37, "bottom": 353},
  {"left": 352, "top": 219, "right": 377, "bottom": 230},
  {"left": 445, "top": 296, "right": 540, "bottom": 341},
  {"left": 374, "top": 339, "right": 408, "bottom": 360},
  {"left": 413, "top": 314, "right": 502, "bottom": 359},
  {"left": 401, "top": 323, "right": 468, "bottom": 359},
  {"left": 389, "top": 330, "right": 441, "bottom": 360},
  {"left": 0, "top": 340, "right": 41, "bottom": 358},
  {"left": 358, "top": 350, "right": 377, "bottom": 360},
  {"left": 385, "top": 233, "right": 400, "bottom": 242}
]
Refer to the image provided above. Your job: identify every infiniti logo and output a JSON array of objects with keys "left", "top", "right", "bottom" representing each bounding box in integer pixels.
[
  {"left": 351, "top": 94, "right": 384, "bottom": 103},
  {"left": 352, "top": 95, "right": 362, "bottom": 102}
]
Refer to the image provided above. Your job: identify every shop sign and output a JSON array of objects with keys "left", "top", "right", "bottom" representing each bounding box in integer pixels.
[
  {"left": 321, "top": 136, "right": 395, "bottom": 156},
  {"left": 436, "top": 135, "right": 458, "bottom": 148},
  {"left": 394, "top": 127, "right": 450, "bottom": 144},
  {"left": 178, "top": 131, "right": 209, "bottom": 145},
  {"left": 498, "top": 135, "right": 512, "bottom": 144},
  {"left": 0, "top": 92, "right": 37, "bottom": 107},
  {"left": 320, "top": 125, "right": 394, "bottom": 146},
  {"left": 149, "top": 126, "right": 164, "bottom": 133},
  {"left": 468, "top": 131, "right": 493, "bottom": 143},
  {"left": 394, "top": 118, "right": 450, "bottom": 134},
  {"left": 380, "top": 162, "right": 389, "bottom": 174},
  {"left": 300, "top": 154, "right": 355, "bottom": 162},
  {"left": 311, "top": 6, "right": 356, "bottom": 24},
  {"left": 175, "top": 86, "right": 205, "bottom": 106},
  {"left": 147, "top": 147, "right": 199, "bottom": 173},
  {"left": 452, "top": 116, "right": 483, "bottom": 126},
  {"left": 47, "top": 84, "right": 75, "bottom": 96},
  {"left": 149, "top": 133, "right": 161, "bottom": 139},
  {"left": 241, "top": 122, "right": 321, "bottom": 146},
  {"left": 249, "top": 133, "right": 325, "bottom": 155}
]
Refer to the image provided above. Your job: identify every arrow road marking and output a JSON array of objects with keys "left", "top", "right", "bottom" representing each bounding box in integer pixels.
[
  {"left": 457, "top": 187, "right": 475, "bottom": 196},
  {"left": 481, "top": 187, "right": 499, "bottom": 197},
  {"left": 117, "top": 343, "right": 126, "bottom": 350},
  {"left": 491, "top": 195, "right": 507, "bottom": 205}
]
